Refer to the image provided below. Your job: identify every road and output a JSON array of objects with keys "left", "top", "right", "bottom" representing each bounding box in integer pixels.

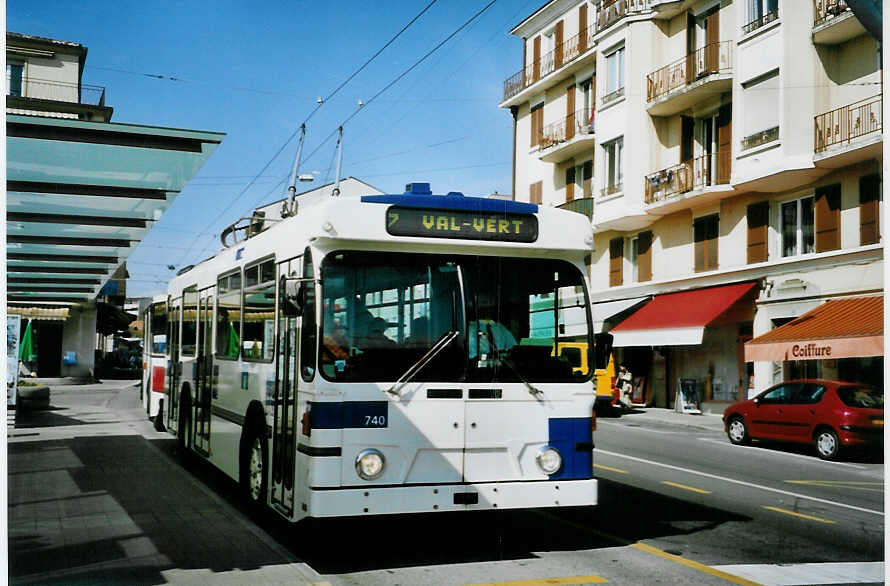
[{"left": 10, "top": 383, "right": 883, "bottom": 585}]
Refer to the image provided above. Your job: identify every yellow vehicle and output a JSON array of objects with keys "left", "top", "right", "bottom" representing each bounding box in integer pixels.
[
  {"left": 594, "top": 353, "right": 618, "bottom": 415},
  {"left": 552, "top": 342, "right": 588, "bottom": 374}
]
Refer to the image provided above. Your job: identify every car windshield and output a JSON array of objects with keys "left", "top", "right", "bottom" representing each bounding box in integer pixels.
[
  {"left": 836, "top": 386, "right": 883, "bottom": 409},
  {"left": 318, "top": 251, "right": 592, "bottom": 383}
]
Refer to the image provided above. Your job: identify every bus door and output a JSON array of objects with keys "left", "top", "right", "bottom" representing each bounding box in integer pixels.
[
  {"left": 166, "top": 298, "right": 181, "bottom": 431},
  {"left": 271, "top": 264, "right": 301, "bottom": 515},
  {"left": 193, "top": 290, "right": 213, "bottom": 456}
]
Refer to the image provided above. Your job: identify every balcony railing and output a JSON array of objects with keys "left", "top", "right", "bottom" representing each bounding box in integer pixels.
[
  {"left": 741, "top": 126, "right": 779, "bottom": 151},
  {"left": 7, "top": 77, "right": 106, "bottom": 106},
  {"left": 644, "top": 152, "right": 730, "bottom": 204},
  {"left": 601, "top": 86, "right": 625, "bottom": 105},
  {"left": 557, "top": 197, "right": 594, "bottom": 220},
  {"left": 539, "top": 109, "right": 595, "bottom": 151},
  {"left": 597, "top": 0, "right": 648, "bottom": 33},
  {"left": 742, "top": 9, "right": 779, "bottom": 34},
  {"left": 814, "top": 95, "right": 882, "bottom": 153},
  {"left": 502, "top": 27, "right": 597, "bottom": 101},
  {"left": 814, "top": 0, "right": 849, "bottom": 27},
  {"left": 646, "top": 40, "right": 732, "bottom": 102}
]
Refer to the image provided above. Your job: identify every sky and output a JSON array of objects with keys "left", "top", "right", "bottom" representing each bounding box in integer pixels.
[{"left": 8, "top": 0, "right": 542, "bottom": 298}]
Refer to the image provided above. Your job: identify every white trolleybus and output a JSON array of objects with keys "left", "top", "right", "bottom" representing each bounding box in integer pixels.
[{"left": 147, "top": 182, "right": 611, "bottom": 521}]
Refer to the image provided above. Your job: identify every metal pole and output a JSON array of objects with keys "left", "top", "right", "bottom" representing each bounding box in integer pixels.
[
  {"left": 332, "top": 126, "right": 343, "bottom": 197},
  {"left": 285, "top": 123, "right": 307, "bottom": 216}
]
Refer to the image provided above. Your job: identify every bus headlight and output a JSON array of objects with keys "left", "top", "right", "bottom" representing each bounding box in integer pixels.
[
  {"left": 536, "top": 446, "right": 563, "bottom": 475},
  {"left": 355, "top": 448, "right": 385, "bottom": 480}
]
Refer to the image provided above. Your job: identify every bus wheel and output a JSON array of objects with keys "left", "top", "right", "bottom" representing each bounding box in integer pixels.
[{"left": 241, "top": 424, "right": 268, "bottom": 513}]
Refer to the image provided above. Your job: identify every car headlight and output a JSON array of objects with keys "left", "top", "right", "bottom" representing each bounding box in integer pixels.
[
  {"left": 536, "top": 446, "right": 563, "bottom": 475},
  {"left": 355, "top": 448, "right": 385, "bottom": 480}
]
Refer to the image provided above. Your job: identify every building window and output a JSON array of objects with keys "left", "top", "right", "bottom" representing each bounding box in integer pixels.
[
  {"left": 7, "top": 63, "right": 23, "bottom": 97},
  {"left": 815, "top": 184, "right": 841, "bottom": 252},
  {"left": 629, "top": 237, "right": 639, "bottom": 282},
  {"left": 530, "top": 103, "right": 543, "bottom": 148},
  {"left": 565, "top": 166, "right": 576, "bottom": 202},
  {"left": 747, "top": 201, "right": 769, "bottom": 264},
  {"left": 603, "top": 46, "right": 625, "bottom": 103},
  {"left": 693, "top": 214, "right": 719, "bottom": 272},
  {"left": 745, "top": 0, "right": 779, "bottom": 33},
  {"left": 602, "top": 137, "right": 623, "bottom": 195},
  {"left": 530, "top": 180, "right": 543, "bottom": 204},
  {"left": 637, "top": 231, "right": 652, "bottom": 282},
  {"left": 741, "top": 70, "right": 779, "bottom": 150},
  {"left": 582, "top": 160, "right": 593, "bottom": 198},
  {"left": 780, "top": 197, "right": 814, "bottom": 257},
  {"left": 609, "top": 237, "right": 624, "bottom": 287},
  {"left": 860, "top": 174, "right": 881, "bottom": 245}
]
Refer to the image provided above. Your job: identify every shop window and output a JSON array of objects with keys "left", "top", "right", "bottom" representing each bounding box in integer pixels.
[
  {"left": 694, "top": 214, "right": 718, "bottom": 272},
  {"left": 815, "top": 184, "right": 841, "bottom": 252},
  {"left": 781, "top": 197, "right": 814, "bottom": 257}
]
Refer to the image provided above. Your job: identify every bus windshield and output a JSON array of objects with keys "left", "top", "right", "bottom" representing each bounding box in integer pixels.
[{"left": 319, "top": 251, "right": 591, "bottom": 383}]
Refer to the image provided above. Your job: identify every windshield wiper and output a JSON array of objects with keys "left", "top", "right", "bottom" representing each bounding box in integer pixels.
[
  {"left": 384, "top": 330, "right": 460, "bottom": 396},
  {"left": 485, "top": 323, "right": 543, "bottom": 397}
]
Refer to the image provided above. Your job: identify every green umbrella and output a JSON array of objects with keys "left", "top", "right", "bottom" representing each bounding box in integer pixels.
[
  {"left": 18, "top": 320, "right": 34, "bottom": 362},
  {"left": 226, "top": 322, "right": 240, "bottom": 358}
]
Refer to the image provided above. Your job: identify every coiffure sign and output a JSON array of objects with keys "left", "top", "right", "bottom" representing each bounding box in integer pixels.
[{"left": 790, "top": 343, "right": 832, "bottom": 358}]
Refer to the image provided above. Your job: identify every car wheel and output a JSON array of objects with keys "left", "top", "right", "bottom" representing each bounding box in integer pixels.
[
  {"left": 815, "top": 428, "right": 840, "bottom": 460},
  {"left": 727, "top": 416, "right": 750, "bottom": 445}
]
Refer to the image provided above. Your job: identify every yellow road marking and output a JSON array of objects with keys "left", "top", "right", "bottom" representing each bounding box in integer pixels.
[
  {"left": 661, "top": 480, "right": 712, "bottom": 494},
  {"left": 594, "top": 463, "right": 629, "bottom": 474},
  {"left": 632, "top": 543, "right": 762, "bottom": 585},
  {"left": 785, "top": 480, "right": 884, "bottom": 493},
  {"left": 763, "top": 506, "right": 835, "bottom": 524},
  {"left": 467, "top": 576, "right": 607, "bottom": 585}
]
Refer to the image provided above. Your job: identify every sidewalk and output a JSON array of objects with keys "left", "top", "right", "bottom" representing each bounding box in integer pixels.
[
  {"left": 611, "top": 406, "right": 726, "bottom": 433},
  {"left": 7, "top": 379, "right": 322, "bottom": 585}
]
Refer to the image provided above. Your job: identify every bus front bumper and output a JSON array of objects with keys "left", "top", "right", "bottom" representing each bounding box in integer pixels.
[{"left": 307, "top": 478, "right": 597, "bottom": 517}]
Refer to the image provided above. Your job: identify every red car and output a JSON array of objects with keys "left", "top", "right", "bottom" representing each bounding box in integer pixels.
[{"left": 723, "top": 379, "right": 883, "bottom": 460}]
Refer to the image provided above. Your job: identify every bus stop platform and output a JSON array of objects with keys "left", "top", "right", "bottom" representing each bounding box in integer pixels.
[{"left": 6, "top": 379, "right": 322, "bottom": 585}]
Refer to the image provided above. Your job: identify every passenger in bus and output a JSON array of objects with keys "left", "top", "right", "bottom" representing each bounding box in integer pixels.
[
  {"left": 468, "top": 319, "right": 517, "bottom": 359},
  {"left": 354, "top": 311, "right": 395, "bottom": 350}
]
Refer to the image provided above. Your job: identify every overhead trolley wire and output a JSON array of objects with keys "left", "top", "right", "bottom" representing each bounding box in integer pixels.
[{"left": 172, "top": 0, "right": 440, "bottom": 269}]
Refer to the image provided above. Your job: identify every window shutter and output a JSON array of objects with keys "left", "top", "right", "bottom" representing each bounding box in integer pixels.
[
  {"left": 533, "top": 36, "right": 541, "bottom": 82},
  {"left": 530, "top": 104, "right": 543, "bottom": 148},
  {"left": 747, "top": 202, "right": 769, "bottom": 264},
  {"left": 578, "top": 4, "right": 588, "bottom": 53},
  {"left": 609, "top": 238, "right": 624, "bottom": 287},
  {"left": 815, "top": 184, "right": 840, "bottom": 252},
  {"left": 860, "top": 174, "right": 881, "bottom": 245},
  {"left": 530, "top": 181, "right": 543, "bottom": 204},
  {"left": 694, "top": 214, "right": 719, "bottom": 272},
  {"left": 566, "top": 85, "right": 576, "bottom": 141},
  {"left": 565, "top": 167, "right": 575, "bottom": 202},
  {"left": 583, "top": 160, "right": 593, "bottom": 198},
  {"left": 555, "top": 20, "right": 564, "bottom": 68},
  {"left": 637, "top": 231, "right": 652, "bottom": 282}
]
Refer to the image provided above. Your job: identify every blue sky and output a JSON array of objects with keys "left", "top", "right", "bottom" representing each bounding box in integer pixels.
[{"left": 9, "top": 0, "right": 540, "bottom": 297}]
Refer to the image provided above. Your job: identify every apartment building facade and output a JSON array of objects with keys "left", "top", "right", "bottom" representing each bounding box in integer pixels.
[{"left": 500, "top": 0, "right": 882, "bottom": 411}]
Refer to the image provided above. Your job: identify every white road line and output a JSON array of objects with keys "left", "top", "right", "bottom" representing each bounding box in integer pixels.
[
  {"left": 709, "top": 561, "right": 885, "bottom": 585},
  {"left": 695, "top": 437, "right": 868, "bottom": 470},
  {"left": 594, "top": 448, "right": 884, "bottom": 516}
]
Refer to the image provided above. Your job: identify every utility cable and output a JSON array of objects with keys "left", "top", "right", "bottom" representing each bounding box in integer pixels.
[{"left": 171, "top": 0, "right": 439, "bottom": 269}]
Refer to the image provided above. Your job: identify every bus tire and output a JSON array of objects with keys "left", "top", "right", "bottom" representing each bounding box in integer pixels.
[
  {"left": 240, "top": 419, "right": 268, "bottom": 514},
  {"left": 177, "top": 388, "right": 192, "bottom": 457}
]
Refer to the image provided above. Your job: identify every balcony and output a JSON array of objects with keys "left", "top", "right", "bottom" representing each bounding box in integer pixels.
[
  {"left": 538, "top": 109, "right": 596, "bottom": 162},
  {"left": 502, "top": 27, "right": 596, "bottom": 103},
  {"left": 741, "top": 126, "right": 779, "bottom": 151},
  {"left": 812, "top": 0, "right": 865, "bottom": 44},
  {"left": 557, "top": 197, "right": 594, "bottom": 220},
  {"left": 596, "top": 0, "right": 648, "bottom": 33},
  {"left": 8, "top": 77, "right": 106, "bottom": 105},
  {"left": 742, "top": 9, "right": 779, "bottom": 35},
  {"left": 814, "top": 95, "right": 882, "bottom": 168},
  {"left": 644, "top": 153, "right": 733, "bottom": 213},
  {"left": 646, "top": 41, "right": 732, "bottom": 116}
]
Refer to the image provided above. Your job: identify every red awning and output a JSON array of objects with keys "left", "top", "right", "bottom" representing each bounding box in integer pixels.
[
  {"left": 745, "top": 295, "right": 883, "bottom": 361},
  {"left": 610, "top": 281, "right": 758, "bottom": 347}
]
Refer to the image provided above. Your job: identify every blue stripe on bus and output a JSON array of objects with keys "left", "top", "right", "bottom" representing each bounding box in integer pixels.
[
  {"left": 360, "top": 193, "right": 538, "bottom": 214},
  {"left": 309, "top": 401, "right": 389, "bottom": 429},
  {"left": 547, "top": 417, "right": 593, "bottom": 480}
]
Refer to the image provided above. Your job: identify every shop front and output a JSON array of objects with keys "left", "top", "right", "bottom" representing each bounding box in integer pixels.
[
  {"left": 607, "top": 281, "right": 759, "bottom": 413},
  {"left": 745, "top": 295, "right": 883, "bottom": 389}
]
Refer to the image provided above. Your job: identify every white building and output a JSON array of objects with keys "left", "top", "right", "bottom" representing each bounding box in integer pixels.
[{"left": 500, "top": 0, "right": 882, "bottom": 411}]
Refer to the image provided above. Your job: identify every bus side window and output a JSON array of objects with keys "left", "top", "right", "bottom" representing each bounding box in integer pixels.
[
  {"left": 217, "top": 272, "right": 242, "bottom": 359},
  {"left": 300, "top": 250, "right": 317, "bottom": 381}
]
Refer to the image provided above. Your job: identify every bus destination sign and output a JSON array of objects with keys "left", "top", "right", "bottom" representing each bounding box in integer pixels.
[{"left": 386, "top": 207, "right": 538, "bottom": 243}]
